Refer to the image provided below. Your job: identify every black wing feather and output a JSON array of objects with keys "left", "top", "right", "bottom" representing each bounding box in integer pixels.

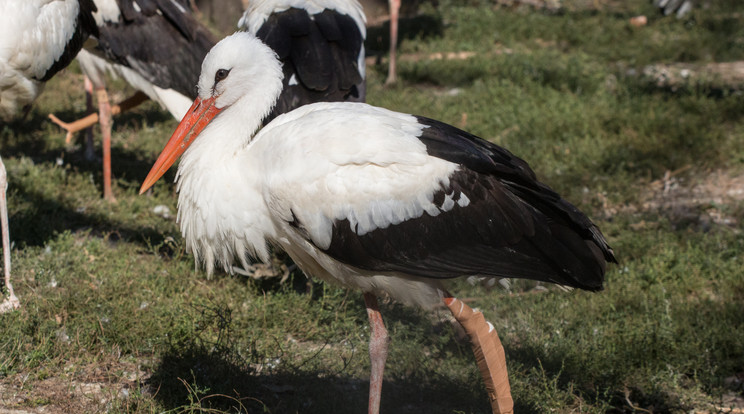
[
  {"left": 256, "top": 13, "right": 292, "bottom": 58},
  {"left": 295, "top": 118, "right": 615, "bottom": 291},
  {"left": 254, "top": 7, "right": 365, "bottom": 123},
  {"left": 289, "top": 22, "right": 333, "bottom": 90},
  {"left": 153, "top": 0, "right": 197, "bottom": 40}
]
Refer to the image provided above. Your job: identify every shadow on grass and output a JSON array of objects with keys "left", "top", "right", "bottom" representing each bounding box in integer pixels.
[
  {"left": 148, "top": 341, "right": 490, "bottom": 414},
  {"left": 147, "top": 294, "right": 493, "bottom": 413},
  {"left": 1, "top": 105, "right": 180, "bottom": 250},
  {"left": 2, "top": 106, "right": 173, "bottom": 182},
  {"left": 7, "top": 171, "right": 169, "bottom": 249},
  {"left": 1, "top": 113, "right": 64, "bottom": 162}
]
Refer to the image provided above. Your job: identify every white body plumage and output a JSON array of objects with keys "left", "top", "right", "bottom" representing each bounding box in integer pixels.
[{"left": 178, "top": 102, "right": 459, "bottom": 307}]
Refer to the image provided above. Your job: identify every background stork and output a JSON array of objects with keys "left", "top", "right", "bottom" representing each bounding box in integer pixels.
[
  {"left": 140, "top": 33, "right": 616, "bottom": 413},
  {"left": 239, "top": 0, "right": 367, "bottom": 124},
  {"left": 0, "top": 0, "right": 97, "bottom": 121},
  {"left": 654, "top": 0, "right": 694, "bottom": 17},
  {"left": 50, "top": 0, "right": 215, "bottom": 201},
  {"left": 0, "top": 0, "right": 98, "bottom": 312},
  {"left": 386, "top": 0, "right": 400, "bottom": 84}
]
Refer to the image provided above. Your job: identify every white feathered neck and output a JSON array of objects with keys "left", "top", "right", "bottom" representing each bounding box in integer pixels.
[{"left": 174, "top": 32, "right": 284, "bottom": 273}]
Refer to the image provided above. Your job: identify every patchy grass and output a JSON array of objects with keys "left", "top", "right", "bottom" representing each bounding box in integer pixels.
[{"left": 1, "top": 1, "right": 743, "bottom": 413}]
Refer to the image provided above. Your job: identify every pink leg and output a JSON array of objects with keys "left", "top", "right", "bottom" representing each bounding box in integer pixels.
[
  {"left": 0, "top": 156, "right": 20, "bottom": 312},
  {"left": 386, "top": 0, "right": 400, "bottom": 85},
  {"left": 96, "top": 87, "right": 116, "bottom": 202},
  {"left": 83, "top": 76, "right": 96, "bottom": 161},
  {"left": 364, "top": 292, "right": 389, "bottom": 414},
  {"left": 444, "top": 296, "right": 513, "bottom": 414}
]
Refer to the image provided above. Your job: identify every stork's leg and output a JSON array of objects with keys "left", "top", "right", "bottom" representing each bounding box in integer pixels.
[
  {"left": 49, "top": 91, "right": 150, "bottom": 163},
  {"left": 0, "top": 156, "right": 19, "bottom": 313},
  {"left": 83, "top": 76, "right": 96, "bottom": 161},
  {"left": 444, "top": 296, "right": 513, "bottom": 414},
  {"left": 386, "top": 0, "right": 400, "bottom": 85},
  {"left": 364, "top": 292, "right": 389, "bottom": 414},
  {"left": 96, "top": 87, "right": 116, "bottom": 202}
]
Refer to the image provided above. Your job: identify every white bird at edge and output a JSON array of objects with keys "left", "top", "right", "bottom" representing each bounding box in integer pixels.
[
  {"left": 0, "top": 0, "right": 98, "bottom": 312},
  {"left": 139, "top": 32, "right": 616, "bottom": 414},
  {"left": 0, "top": 0, "right": 97, "bottom": 121}
]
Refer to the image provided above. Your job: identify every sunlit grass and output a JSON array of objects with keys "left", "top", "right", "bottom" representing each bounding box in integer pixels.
[{"left": 0, "top": 1, "right": 743, "bottom": 413}]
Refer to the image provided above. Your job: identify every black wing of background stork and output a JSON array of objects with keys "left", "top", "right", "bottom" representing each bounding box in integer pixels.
[
  {"left": 306, "top": 118, "right": 616, "bottom": 291},
  {"left": 246, "top": 6, "right": 366, "bottom": 123},
  {"left": 50, "top": 0, "right": 216, "bottom": 201},
  {"left": 95, "top": 0, "right": 215, "bottom": 99}
]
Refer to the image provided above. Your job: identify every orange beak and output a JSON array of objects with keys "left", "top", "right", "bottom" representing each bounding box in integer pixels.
[{"left": 139, "top": 96, "right": 222, "bottom": 194}]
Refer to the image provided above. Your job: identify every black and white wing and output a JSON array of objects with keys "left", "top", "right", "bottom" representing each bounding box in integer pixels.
[
  {"left": 653, "top": 0, "right": 693, "bottom": 17},
  {"left": 265, "top": 104, "right": 615, "bottom": 292},
  {"left": 239, "top": 0, "right": 366, "bottom": 123},
  {"left": 90, "top": 0, "right": 215, "bottom": 99}
]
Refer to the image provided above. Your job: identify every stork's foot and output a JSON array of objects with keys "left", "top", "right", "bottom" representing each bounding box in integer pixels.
[
  {"left": 0, "top": 292, "right": 20, "bottom": 313},
  {"left": 48, "top": 113, "right": 97, "bottom": 145},
  {"left": 231, "top": 263, "right": 292, "bottom": 282},
  {"left": 444, "top": 296, "right": 513, "bottom": 414}
]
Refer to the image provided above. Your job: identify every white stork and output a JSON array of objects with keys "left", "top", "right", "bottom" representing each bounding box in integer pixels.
[
  {"left": 238, "top": 0, "right": 367, "bottom": 124},
  {"left": 139, "top": 33, "right": 616, "bottom": 413},
  {"left": 0, "top": 0, "right": 98, "bottom": 312},
  {"left": 49, "top": 0, "right": 215, "bottom": 201},
  {"left": 0, "top": 0, "right": 97, "bottom": 121}
]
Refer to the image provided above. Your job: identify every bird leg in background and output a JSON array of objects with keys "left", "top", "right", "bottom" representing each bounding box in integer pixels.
[
  {"left": 364, "top": 292, "right": 390, "bottom": 414},
  {"left": 0, "top": 157, "right": 20, "bottom": 313},
  {"left": 444, "top": 296, "right": 513, "bottom": 414},
  {"left": 96, "top": 87, "right": 116, "bottom": 202},
  {"left": 83, "top": 76, "right": 96, "bottom": 161},
  {"left": 386, "top": 0, "right": 400, "bottom": 85},
  {"left": 48, "top": 91, "right": 149, "bottom": 145}
]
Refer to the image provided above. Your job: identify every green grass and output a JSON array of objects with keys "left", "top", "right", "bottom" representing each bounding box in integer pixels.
[{"left": 1, "top": 1, "right": 744, "bottom": 412}]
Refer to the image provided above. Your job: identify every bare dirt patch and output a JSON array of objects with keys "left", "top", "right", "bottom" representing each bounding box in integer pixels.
[
  {"left": 0, "top": 359, "right": 148, "bottom": 414},
  {"left": 601, "top": 168, "right": 744, "bottom": 230},
  {"left": 641, "top": 61, "right": 744, "bottom": 91}
]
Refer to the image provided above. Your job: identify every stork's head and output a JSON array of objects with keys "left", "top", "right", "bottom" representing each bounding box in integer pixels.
[
  {"left": 140, "top": 32, "right": 282, "bottom": 194},
  {"left": 197, "top": 32, "right": 282, "bottom": 110}
]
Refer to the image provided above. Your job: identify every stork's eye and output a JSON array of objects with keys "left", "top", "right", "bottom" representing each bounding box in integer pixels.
[{"left": 215, "top": 68, "right": 231, "bottom": 83}]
